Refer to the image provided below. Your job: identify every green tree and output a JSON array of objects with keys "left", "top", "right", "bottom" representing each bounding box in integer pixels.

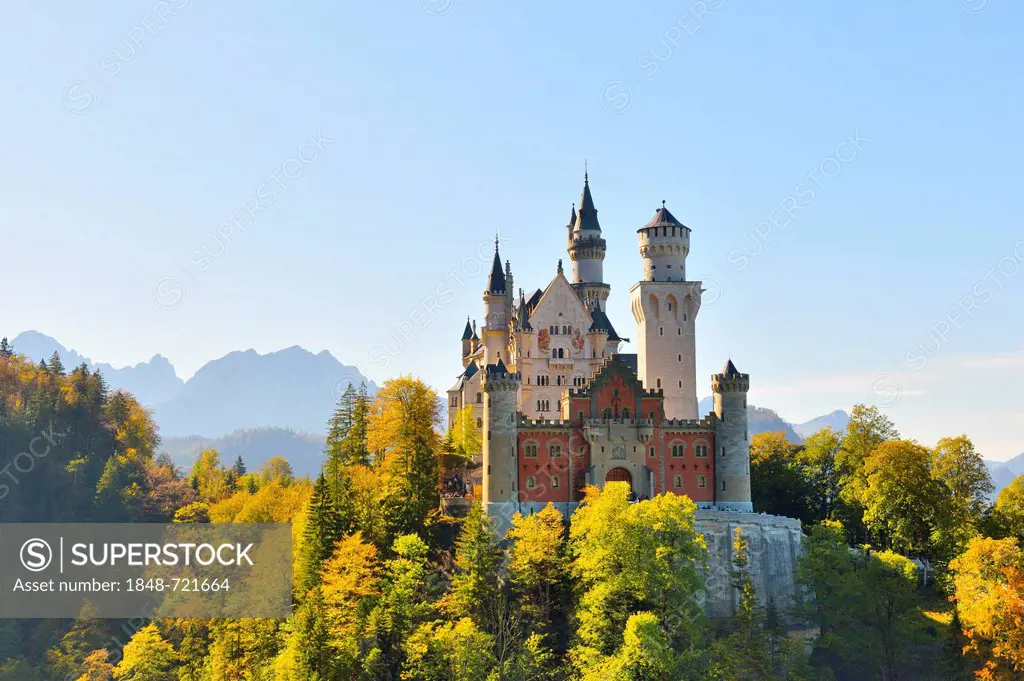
[
  {"left": 298, "top": 473, "right": 343, "bottom": 596},
  {"left": 402, "top": 618, "right": 496, "bottom": 681},
  {"left": 749, "top": 432, "right": 815, "bottom": 524},
  {"left": 568, "top": 484, "right": 706, "bottom": 677},
  {"left": 189, "top": 449, "right": 231, "bottom": 502},
  {"left": 231, "top": 455, "right": 247, "bottom": 477},
  {"left": 994, "top": 475, "right": 1024, "bottom": 541},
  {"left": 442, "top": 501, "right": 502, "bottom": 625},
  {"left": 799, "top": 427, "right": 845, "bottom": 523},
  {"left": 449, "top": 404, "right": 482, "bottom": 463},
  {"left": 839, "top": 405, "right": 900, "bottom": 544},
  {"left": 931, "top": 435, "right": 993, "bottom": 560},
  {"left": 861, "top": 440, "right": 942, "bottom": 554}
]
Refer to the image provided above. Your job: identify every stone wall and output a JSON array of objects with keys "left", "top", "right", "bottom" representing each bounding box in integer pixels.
[{"left": 695, "top": 510, "right": 804, "bottom": 620}]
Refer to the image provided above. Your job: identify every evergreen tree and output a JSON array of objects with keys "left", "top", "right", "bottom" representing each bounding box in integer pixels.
[
  {"left": 48, "top": 351, "right": 65, "bottom": 376},
  {"left": 298, "top": 473, "right": 343, "bottom": 596},
  {"left": 442, "top": 501, "right": 503, "bottom": 626},
  {"left": 231, "top": 455, "right": 247, "bottom": 477},
  {"left": 0, "top": 337, "right": 12, "bottom": 358}
]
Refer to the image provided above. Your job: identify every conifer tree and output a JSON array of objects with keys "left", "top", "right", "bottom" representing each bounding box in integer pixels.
[
  {"left": 0, "top": 337, "right": 12, "bottom": 358},
  {"left": 442, "top": 501, "right": 502, "bottom": 626},
  {"left": 48, "top": 351, "right": 65, "bottom": 376},
  {"left": 231, "top": 455, "right": 246, "bottom": 477},
  {"left": 299, "top": 473, "right": 343, "bottom": 596}
]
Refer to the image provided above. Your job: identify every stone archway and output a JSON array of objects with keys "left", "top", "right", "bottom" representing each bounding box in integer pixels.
[{"left": 605, "top": 467, "right": 632, "bottom": 485}]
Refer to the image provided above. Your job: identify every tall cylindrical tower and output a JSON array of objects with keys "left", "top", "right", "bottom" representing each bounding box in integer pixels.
[
  {"left": 712, "top": 360, "right": 752, "bottom": 512},
  {"left": 567, "top": 172, "right": 611, "bottom": 310},
  {"left": 629, "top": 202, "right": 702, "bottom": 419},
  {"left": 483, "top": 360, "right": 521, "bottom": 531}
]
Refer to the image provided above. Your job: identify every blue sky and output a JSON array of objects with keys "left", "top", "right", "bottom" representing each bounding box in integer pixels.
[{"left": 2, "top": 1, "right": 1022, "bottom": 461}]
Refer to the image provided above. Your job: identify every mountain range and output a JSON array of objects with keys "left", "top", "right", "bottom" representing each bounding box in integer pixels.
[
  {"left": 8, "top": 331, "right": 1019, "bottom": 494},
  {"left": 10, "top": 331, "right": 376, "bottom": 437}
]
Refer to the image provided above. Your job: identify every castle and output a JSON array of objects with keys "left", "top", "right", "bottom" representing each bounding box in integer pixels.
[{"left": 447, "top": 172, "right": 754, "bottom": 527}]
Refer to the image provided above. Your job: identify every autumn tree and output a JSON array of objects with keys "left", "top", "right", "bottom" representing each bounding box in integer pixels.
[
  {"left": 367, "top": 376, "right": 442, "bottom": 544},
  {"left": 950, "top": 536, "right": 1024, "bottom": 679},
  {"left": 113, "top": 624, "right": 177, "bottom": 681},
  {"left": 507, "top": 503, "right": 570, "bottom": 636}
]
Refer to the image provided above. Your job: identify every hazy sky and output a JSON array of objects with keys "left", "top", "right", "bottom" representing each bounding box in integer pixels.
[{"left": 2, "top": 1, "right": 1022, "bottom": 461}]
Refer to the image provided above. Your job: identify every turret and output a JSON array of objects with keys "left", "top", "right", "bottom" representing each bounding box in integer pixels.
[
  {"left": 482, "top": 359, "right": 521, "bottom": 531},
  {"left": 482, "top": 238, "right": 510, "bottom": 365},
  {"left": 712, "top": 360, "right": 752, "bottom": 512},
  {"left": 461, "top": 316, "right": 474, "bottom": 360},
  {"left": 630, "top": 202, "right": 702, "bottom": 419},
  {"left": 567, "top": 171, "right": 611, "bottom": 310}
]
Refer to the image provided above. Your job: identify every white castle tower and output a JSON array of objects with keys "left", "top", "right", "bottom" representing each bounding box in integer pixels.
[
  {"left": 629, "top": 202, "right": 702, "bottom": 420},
  {"left": 567, "top": 172, "right": 611, "bottom": 311},
  {"left": 481, "top": 238, "right": 512, "bottom": 366}
]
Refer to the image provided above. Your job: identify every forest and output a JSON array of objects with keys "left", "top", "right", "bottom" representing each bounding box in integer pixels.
[{"left": 1, "top": 336, "right": 1023, "bottom": 681}]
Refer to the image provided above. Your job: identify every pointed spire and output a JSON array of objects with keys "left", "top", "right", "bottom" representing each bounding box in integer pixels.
[
  {"left": 486, "top": 237, "right": 506, "bottom": 294},
  {"left": 472, "top": 320, "right": 478, "bottom": 340},
  {"left": 461, "top": 316, "right": 473, "bottom": 340},
  {"left": 721, "top": 359, "right": 741, "bottom": 376},
  {"left": 567, "top": 203, "right": 577, "bottom": 229},
  {"left": 574, "top": 168, "right": 601, "bottom": 232},
  {"left": 557, "top": 259, "right": 563, "bottom": 275}
]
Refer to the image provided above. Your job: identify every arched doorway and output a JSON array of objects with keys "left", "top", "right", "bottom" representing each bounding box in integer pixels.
[{"left": 605, "top": 467, "right": 632, "bottom": 485}]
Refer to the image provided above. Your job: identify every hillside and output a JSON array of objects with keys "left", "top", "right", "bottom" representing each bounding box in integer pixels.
[{"left": 159, "top": 427, "right": 326, "bottom": 478}]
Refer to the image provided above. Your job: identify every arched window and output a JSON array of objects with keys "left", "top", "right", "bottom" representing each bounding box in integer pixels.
[
  {"left": 551, "top": 476, "right": 560, "bottom": 488},
  {"left": 698, "top": 475, "right": 707, "bottom": 488},
  {"left": 656, "top": 378, "right": 662, "bottom": 389},
  {"left": 524, "top": 444, "right": 538, "bottom": 458},
  {"left": 671, "top": 443, "right": 685, "bottom": 458},
  {"left": 476, "top": 418, "right": 482, "bottom": 428},
  {"left": 476, "top": 392, "right": 482, "bottom": 403},
  {"left": 558, "top": 348, "right": 565, "bottom": 358},
  {"left": 549, "top": 443, "right": 562, "bottom": 458},
  {"left": 621, "top": 408, "right": 630, "bottom": 419},
  {"left": 674, "top": 475, "right": 683, "bottom": 489},
  {"left": 603, "top": 408, "right": 612, "bottom": 419},
  {"left": 526, "top": 476, "right": 537, "bottom": 489},
  {"left": 695, "top": 444, "right": 708, "bottom": 458}
]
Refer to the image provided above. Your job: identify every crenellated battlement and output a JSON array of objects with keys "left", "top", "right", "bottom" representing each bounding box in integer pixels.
[
  {"left": 517, "top": 414, "right": 574, "bottom": 429},
  {"left": 662, "top": 413, "right": 718, "bottom": 430}
]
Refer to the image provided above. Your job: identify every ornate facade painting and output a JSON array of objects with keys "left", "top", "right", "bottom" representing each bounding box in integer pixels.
[
  {"left": 537, "top": 328, "right": 551, "bottom": 351},
  {"left": 571, "top": 327, "right": 584, "bottom": 355}
]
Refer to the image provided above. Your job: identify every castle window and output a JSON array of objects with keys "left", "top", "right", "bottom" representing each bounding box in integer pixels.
[
  {"left": 552, "top": 476, "right": 560, "bottom": 488},
  {"left": 678, "top": 329, "right": 681, "bottom": 335},
  {"left": 556, "top": 376, "right": 561, "bottom": 386},
  {"left": 567, "top": 325, "right": 572, "bottom": 333},
  {"left": 695, "top": 444, "right": 708, "bottom": 458},
  {"left": 603, "top": 408, "right": 612, "bottom": 419},
  {"left": 678, "top": 354, "right": 682, "bottom": 362},
  {"left": 476, "top": 392, "right": 482, "bottom": 403},
  {"left": 698, "top": 475, "right": 707, "bottom": 488},
  {"left": 683, "top": 314, "right": 688, "bottom": 322},
  {"left": 667, "top": 302, "right": 672, "bottom": 311},
  {"left": 659, "top": 327, "right": 664, "bottom": 336},
  {"left": 578, "top": 410, "right": 584, "bottom": 422},
  {"left": 527, "top": 476, "right": 537, "bottom": 489},
  {"left": 525, "top": 444, "right": 538, "bottom": 458},
  {"left": 477, "top": 418, "right": 482, "bottom": 428},
  {"left": 549, "top": 444, "right": 562, "bottom": 458},
  {"left": 649, "top": 447, "right": 655, "bottom": 457},
  {"left": 592, "top": 350, "right": 596, "bottom": 359},
  {"left": 721, "top": 480, "right": 726, "bottom": 492},
  {"left": 559, "top": 348, "right": 565, "bottom": 358},
  {"left": 722, "top": 446, "right": 726, "bottom": 458},
  {"left": 674, "top": 475, "right": 683, "bottom": 489},
  {"left": 656, "top": 378, "right": 661, "bottom": 389},
  {"left": 678, "top": 381, "right": 682, "bottom": 388},
  {"left": 621, "top": 408, "right": 630, "bottom": 418},
  {"left": 671, "top": 443, "right": 684, "bottom": 458},
  {"left": 649, "top": 411, "right": 655, "bottom": 420}
]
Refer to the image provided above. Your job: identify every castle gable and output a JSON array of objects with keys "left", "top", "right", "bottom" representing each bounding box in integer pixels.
[
  {"left": 580, "top": 354, "right": 651, "bottom": 419},
  {"left": 528, "top": 273, "right": 593, "bottom": 357}
]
